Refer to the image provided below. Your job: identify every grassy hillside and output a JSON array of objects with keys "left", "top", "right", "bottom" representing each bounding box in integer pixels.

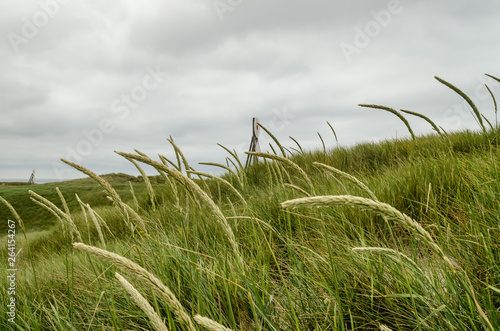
[
  {"left": 0, "top": 173, "right": 163, "bottom": 234},
  {"left": 1, "top": 76, "right": 499, "bottom": 330}
]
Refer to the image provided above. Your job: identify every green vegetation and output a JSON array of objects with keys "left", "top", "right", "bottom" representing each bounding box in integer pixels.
[{"left": 1, "top": 74, "right": 499, "bottom": 330}]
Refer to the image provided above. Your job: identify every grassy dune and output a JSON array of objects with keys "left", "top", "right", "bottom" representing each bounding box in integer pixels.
[{"left": 1, "top": 76, "right": 500, "bottom": 330}]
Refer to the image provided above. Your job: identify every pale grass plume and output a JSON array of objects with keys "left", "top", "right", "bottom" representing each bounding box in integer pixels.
[
  {"left": 198, "top": 162, "right": 241, "bottom": 185},
  {"left": 86, "top": 203, "right": 106, "bottom": 247},
  {"left": 30, "top": 189, "right": 82, "bottom": 242},
  {"left": 157, "top": 169, "right": 182, "bottom": 210},
  {"left": 245, "top": 151, "right": 315, "bottom": 195},
  {"left": 217, "top": 143, "right": 244, "bottom": 173},
  {"left": 188, "top": 170, "right": 247, "bottom": 206},
  {"left": 379, "top": 324, "right": 393, "bottom": 331},
  {"left": 73, "top": 242, "right": 195, "bottom": 331},
  {"left": 159, "top": 153, "right": 181, "bottom": 171},
  {"left": 283, "top": 183, "right": 311, "bottom": 197},
  {"left": 167, "top": 136, "right": 192, "bottom": 176},
  {"left": 30, "top": 197, "right": 66, "bottom": 232},
  {"left": 115, "top": 151, "right": 245, "bottom": 268},
  {"left": 60, "top": 159, "right": 146, "bottom": 233},
  {"left": 194, "top": 314, "right": 233, "bottom": 331},
  {"left": 75, "top": 194, "right": 90, "bottom": 231},
  {"left": 313, "top": 162, "right": 378, "bottom": 201},
  {"left": 128, "top": 158, "right": 156, "bottom": 208},
  {"left": 56, "top": 187, "right": 82, "bottom": 242},
  {"left": 0, "top": 195, "right": 26, "bottom": 231},
  {"left": 115, "top": 272, "right": 169, "bottom": 331},
  {"left": 281, "top": 195, "right": 455, "bottom": 270},
  {"left": 129, "top": 181, "right": 139, "bottom": 210}
]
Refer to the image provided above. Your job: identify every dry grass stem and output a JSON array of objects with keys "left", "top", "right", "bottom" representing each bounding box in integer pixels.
[
  {"left": 188, "top": 170, "right": 247, "bottom": 206},
  {"left": 129, "top": 158, "right": 156, "bottom": 208},
  {"left": 56, "top": 187, "right": 82, "bottom": 242},
  {"left": 114, "top": 151, "right": 244, "bottom": 268},
  {"left": 257, "top": 122, "right": 287, "bottom": 157},
  {"left": 74, "top": 242, "right": 195, "bottom": 331},
  {"left": 194, "top": 315, "right": 233, "bottom": 331},
  {"left": 359, "top": 104, "right": 416, "bottom": 140},
  {"left": 60, "top": 159, "right": 146, "bottom": 232},
  {"left": 434, "top": 76, "right": 486, "bottom": 133},
  {"left": 115, "top": 273, "right": 169, "bottom": 331},
  {"left": 245, "top": 152, "right": 314, "bottom": 194},
  {"left": 217, "top": 143, "right": 244, "bottom": 173},
  {"left": 167, "top": 137, "right": 192, "bottom": 175},
  {"left": 400, "top": 109, "right": 442, "bottom": 135},
  {"left": 0, "top": 195, "right": 26, "bottom": 231},
  {"left": 87, "top": 204, "right": 106, "bottom": 247},
  {"left": 281, "top": 195, "right": 455, "bottom": 270},
  {"left": 30, "top": 190, "right": 82, "bottom": 242},
  {"left": 283, "top": 183, "right": 311, "bottom": 197},
  {"left": 313, "top": 162, "right": 378, "bottom": 201},
  {"left": 379, "top": 325, "right": 393, "bottom": 331}
]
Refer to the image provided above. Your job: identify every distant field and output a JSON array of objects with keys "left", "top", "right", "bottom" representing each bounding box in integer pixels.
[{"left": 0, "top": 173, "right": 160, "bottom": 234}]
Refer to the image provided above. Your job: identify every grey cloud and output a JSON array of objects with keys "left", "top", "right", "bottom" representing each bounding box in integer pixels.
[{"left": 1, "top": 0, "right": 500, "bottom": 179}]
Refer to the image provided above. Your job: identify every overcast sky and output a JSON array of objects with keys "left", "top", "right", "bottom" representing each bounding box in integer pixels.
[{"left": 1, "top": 0, "right": 499, "bottom": 180}]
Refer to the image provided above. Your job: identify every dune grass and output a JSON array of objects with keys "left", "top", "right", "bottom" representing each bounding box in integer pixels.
[{"left": 1, "top": 75, "right": 500, "bottom": 330}]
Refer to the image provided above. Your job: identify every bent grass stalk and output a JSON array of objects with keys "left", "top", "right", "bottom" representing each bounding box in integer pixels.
[
  {"left": 257, "top": 122, "right": 287, "bottom": 157},
  {"left": 115, "top": 273, "right": 169, "bottom": 331},
  {"left": 281, "top": 195, "right": 455, "bottom": 270},
  {"left": 245, "top": 151, "right": 315, "bottom": 195},
  {"left": 86, "top": 203, "right": 106, "bottom": 247},
  {"left": 167, "top": 136, "right": 192, "bottom": 176},
  {"left": 187, "top": 170, "right": 247, "bottom": 207},
  {"left": 128, "top": 158, "right": 156, "bottom": 209},
  {"left": 159, "top": 154, "right": 181, "bottom": 171},
  {"left": 283, "top": 183, "right": 311, "bottom": 197},
  {"left": 0, "top": 196, "right": 40, "bottom": 296},
  {"left": 73, "top": 242, "right": 195, "bottom": 331},
  {"left": 435, "top": 76, "right": 486, "bottom": 133},
  {"left": 199, "top": 162, "right": 241, "bottom": 185},
  {"left": 485, "top": 73, "right": 500, "bottom": 84},
  {"left": 326, "top": 121, "right": 338, "bottom": 145},
  {"left": 115, "top": 151, "right": 245, "bottom": 268},
  {"left": 194, "top": 315, "right": 233, "bottom": 331},
  {"left": 289, "top": 136, "right": 304, "bottom": 154},
  {"left": 317, "top": 132, "right": 326, "bottom": 155},
  {"left": 400, "top": 109, "right": 442, "bottom": 136},
  {"left": 484, "top": 84, "right": 498, "bottom": 128},
  {"left": 29, "top": 190, "right": 82, "bottom": 242},
  {"left": 60, "top": 159, "right": 146, "bottom": 233},
  {"left": 359, "top": 104, "right": 416, "bottom": 140},
  {"left": 217, "top": 143, "right": 244, "bottom": 173},
  {"left": 56, "top": 187, "right": 82, "bottom": 242},
  {"left": 313, "top": 162, "right": 378, "bottom": 201}
]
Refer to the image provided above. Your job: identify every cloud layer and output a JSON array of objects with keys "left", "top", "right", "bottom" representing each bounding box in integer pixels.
[{"left": 1, "top": 0, "right": 499, "bottom": 180}]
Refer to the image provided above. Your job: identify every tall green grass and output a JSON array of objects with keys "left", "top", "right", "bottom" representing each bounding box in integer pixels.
[{"left": 1, "top": 74, "right": 499, "bottom": 330}]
